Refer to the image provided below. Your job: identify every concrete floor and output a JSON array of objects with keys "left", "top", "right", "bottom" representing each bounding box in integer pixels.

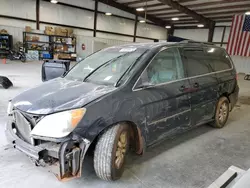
[{"left": 1, "top": 60, "right": 250, "bottom": 188}]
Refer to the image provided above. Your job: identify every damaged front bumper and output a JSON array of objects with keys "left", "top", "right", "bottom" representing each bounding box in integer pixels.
[{"left": 5, "top": 118, "right": 90, "bottom": 181}]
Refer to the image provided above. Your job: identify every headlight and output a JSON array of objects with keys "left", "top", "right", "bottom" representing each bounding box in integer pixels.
[
  {"left": 31, "top": 108, "right": 86, "bottom": 138},
  {"left": 7, "top": 101, "right": 13, "bottom": 115}
]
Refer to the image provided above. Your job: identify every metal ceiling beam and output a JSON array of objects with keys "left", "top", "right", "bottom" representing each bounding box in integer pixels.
[
  {"left": 151, "top": 7, "right": 249, "bottom": 16},
  {"left": 174, "top": 21, "right": 198, "bottom": 24},
  {"left": 203, "top": 10, "right": 246, "bottom": 17},
  {"left": 143, "top": 3, "right": 163, "bottom": 8},
  {"left": 130, "top": 0, "right": 196, "bottom": 8},
  {"left": 170, "top": 19, "right": 197, "bottom": 22},
  {"left": 212, "top": 16, "right": 234, "bottom": 20},
  {"left": 148, "top": 8, "right": 174, "bottom": 13},
  {"left": 177, "top": 0, "right": 197, "bottom": 2},
  {"left": 222, "top": 0, "right": 239, "bottom": 1},
  {"left": 157, "top": 0, "right": 214, "bottom": 26},
  {"left": 195, "top": 4, "right": 250, "bottom": 12},
  {"left": 186, "top": 0, "right": 249, "bottom": 9},
  {"left": 124, "top": 0, "right": 155, "bottom": 6},
  {"left": 159, "top": 15, "right": 191, "bottom": 19},
  {"left": 216, "top": 19, "right": 232, "bottom": 22},
  {"left": 98, "top": 0, "right": 171, "bottom": 26},
  {"left": 147, "top": 0, "right": 249, "bottom": 14},
  {"left": 153, "top": 12, "right": 186, "bottom": 16}
]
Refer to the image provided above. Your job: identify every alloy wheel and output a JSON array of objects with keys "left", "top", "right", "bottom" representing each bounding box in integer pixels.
[{"left": 115, "top": 131, "right": 127, "bottom": 169}]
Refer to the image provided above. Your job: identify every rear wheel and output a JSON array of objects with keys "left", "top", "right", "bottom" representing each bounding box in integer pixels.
[
  {"left": 210, "top": 97, "right": 230, "bottom": 128},
  {"left": 94, "top": 123, "right": 130, "bottom": 181}
]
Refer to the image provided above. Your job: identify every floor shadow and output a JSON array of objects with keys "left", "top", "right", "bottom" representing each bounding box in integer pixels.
[
  {"left": 238, "top": 96, "right": 250, "bottom": 105},
  {"left": 127, "top": 124, "right": 214, "bottom": 166},
  {"left": 80, "top": 124, "right": 215, "bottom": 180}
]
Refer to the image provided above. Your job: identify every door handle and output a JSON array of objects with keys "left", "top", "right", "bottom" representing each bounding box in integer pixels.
[
  {"left": 179, "top": 85, "right": 186, "bottom": 92},
  {"left": 193, "top": 82, "right": 199, "bottom": 88}
]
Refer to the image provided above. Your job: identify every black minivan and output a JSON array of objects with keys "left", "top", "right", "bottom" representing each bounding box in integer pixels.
[{"left": 6, "top": 41, "right": 239, "bottom": 181}]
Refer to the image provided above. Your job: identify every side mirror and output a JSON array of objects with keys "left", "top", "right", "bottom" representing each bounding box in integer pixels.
[{"left": 41, "top": 60, "right": 70, "bottom": 82}]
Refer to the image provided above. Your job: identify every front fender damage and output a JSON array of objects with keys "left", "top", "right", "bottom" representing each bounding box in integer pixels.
[
  {"left": 48, "top": 138, "right": 90, "bottom": 181},
  {"left": 6, "top": 117, "right": 91, "bottom": 182}
]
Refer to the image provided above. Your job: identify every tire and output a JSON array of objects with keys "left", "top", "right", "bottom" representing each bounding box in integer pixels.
[
  {"left": 210, "top": 97, "right": 230, "bottom": 128},
  {"left": 244, "top": 75, "right": 250, "bottom": 80},
  {"left": 21, "top": 56, "right": 26, "bottom": 63},
  {"left": 8, "top": 55, "right": 13, "bottom": 61},
  {"left": 0, "top": 76, "right": 13, "bottom": 89},
  {"left": 94, "top": 123, "right": 130, "bottom": 181}
]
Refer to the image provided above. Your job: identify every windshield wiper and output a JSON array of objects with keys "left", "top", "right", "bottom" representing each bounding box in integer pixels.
[{"left": 83, "top": 51, "right": 134, "bottom": 82}]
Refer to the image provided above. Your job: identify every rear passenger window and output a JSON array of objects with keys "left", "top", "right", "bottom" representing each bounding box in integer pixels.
[
  {"left": 204, "top": 47, "right": 232, "bottom": 72},
  {"left": 182, "top": 49, "right": 212, "bottom": 77}
]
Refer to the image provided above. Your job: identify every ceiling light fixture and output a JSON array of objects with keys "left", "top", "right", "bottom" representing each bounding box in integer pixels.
[
  {"left": 136, "top": 8, "right": 145, "bottom": 12},
  {"left": 105, "top": 12, "right": 112, "bottom": 16},
  {"left": 197, "top": 24, "right": 204, "bottom": 28},
  {"left": 50, "top": 0, "right": 58, "bottom": 3},
  {"left": 139, "top": 20, "right": 146, "bottom": 23},
  {"left": 245, "top": 11, "right": 250, "bottom": 15},
  {"left": 171, "top": 17, "right": 179, "bottom": 21},
  {"left": 165, "top": 26, "right": 171, "bottom": 29}
]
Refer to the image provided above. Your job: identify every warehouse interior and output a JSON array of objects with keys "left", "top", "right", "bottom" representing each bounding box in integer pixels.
[{"left": 1, "top": 0, "right": 250, "bottom": 187}]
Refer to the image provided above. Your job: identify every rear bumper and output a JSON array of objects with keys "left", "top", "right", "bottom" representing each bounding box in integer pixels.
[
  {"left": 5, "top": 118, "right": 90, "bottom": 181},
  {"left": 229, "top": 84, "right": 239, "bottom": 111}
]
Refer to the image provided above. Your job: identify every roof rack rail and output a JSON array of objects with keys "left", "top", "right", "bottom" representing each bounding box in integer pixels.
[{"left": 179, "top": 40, "right": 215, "bottom": 46}]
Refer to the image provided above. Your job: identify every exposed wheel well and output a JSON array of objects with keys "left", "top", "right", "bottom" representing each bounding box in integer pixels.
[
  {"left": 221, "top": 93, "right": 230, "bottom": 103},
  {"left": 87, "top": 121, "right": 145, "bottom": 156},
  {"left": 221, "top": 92, "right": 232, "bottom": 109},
  {"left": 126, "top": 121, "right": 145, "bottom": 155}
]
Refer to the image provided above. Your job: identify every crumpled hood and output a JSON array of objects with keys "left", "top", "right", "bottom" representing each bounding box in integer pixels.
[{"left": 12, "top": 78, "right": 116, "bottom": 115}]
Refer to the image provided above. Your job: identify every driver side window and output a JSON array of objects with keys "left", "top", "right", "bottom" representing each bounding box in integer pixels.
[{"left": 140, "top": 48, "right": 184, "bottom": 86}]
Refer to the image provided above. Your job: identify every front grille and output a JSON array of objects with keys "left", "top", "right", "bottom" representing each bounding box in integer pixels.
[{"left": 13, "top": 110, "right": 41, "bottom": 145}]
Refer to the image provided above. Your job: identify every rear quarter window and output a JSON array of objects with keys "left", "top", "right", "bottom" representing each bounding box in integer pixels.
[{"left": 204, "top": 47, "right": 232, "bottom": 72}]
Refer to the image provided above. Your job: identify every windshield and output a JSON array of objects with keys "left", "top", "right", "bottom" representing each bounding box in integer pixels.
[{"left": 65, "top": 47, "right": 147, "bottom": 85}]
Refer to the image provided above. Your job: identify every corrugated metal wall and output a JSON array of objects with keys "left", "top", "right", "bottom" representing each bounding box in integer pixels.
[
  {"left": 0, "top": 0, "right": 168, "bottom": 60},
  {"left": 231, "top": 56, "right": 250, "bottom": 74},
  {"left": 1, "top": 23, "right": 131, "bottom": 58},
  {"left": 75, "top": 35, "right": 131, "bottom": 58}
]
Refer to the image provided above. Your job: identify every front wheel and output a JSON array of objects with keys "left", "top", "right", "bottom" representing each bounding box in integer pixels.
[
  {"left": 94, "top": 123, "right": 130, "bottom": 181},
  {"left": 210, "top": 97, "right": 230, "bottom": 128},
  {"left": 20, "top": 56, "right": 26, "bottom": 62}
]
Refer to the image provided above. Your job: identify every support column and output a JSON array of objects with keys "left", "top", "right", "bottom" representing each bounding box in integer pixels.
[
  {"left": 93, "top": 0, "right": 98, "bottom": 37},
  {"left": 36, "top": 0, "right": 40, "bottom": 30},
  {"left": 133, "top": 14, "right": 138, "bottom": 42},
  {"left": 208, "top": 22, "right": 215, "bottom": 43},
  {"left": 167, "top": 27, "right": 174, "bottom": 41},
  {"left": 220, "top": 26, "right": 226, "bottom": 47}
]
